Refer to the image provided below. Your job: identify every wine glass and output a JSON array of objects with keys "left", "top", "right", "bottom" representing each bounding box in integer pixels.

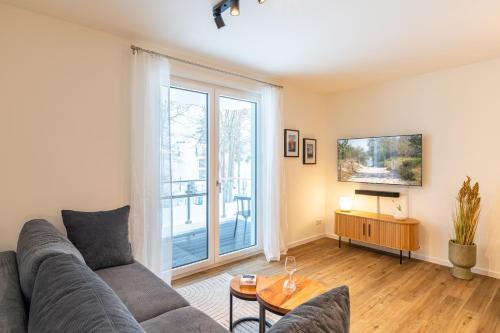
[{"left": 283, "top": 256, "right": 297, "bottom": 293}]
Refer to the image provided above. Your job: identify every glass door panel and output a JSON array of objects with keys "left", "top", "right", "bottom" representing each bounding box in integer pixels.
[
  {"left": 218, "top": 96, "right": 257, "bottom": 255},
  {"left": 169, "top": 87, "right": 209, "bottom": 268}
]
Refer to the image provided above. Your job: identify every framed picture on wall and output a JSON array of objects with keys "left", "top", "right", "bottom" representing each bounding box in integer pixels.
[
  {"left": 284, "top": 129, "right": 300, "bottom": 157},
  {"left": 303, "top": 138, "right": 317, "bottom": 164}
]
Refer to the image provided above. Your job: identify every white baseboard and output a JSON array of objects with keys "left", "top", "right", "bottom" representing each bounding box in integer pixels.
[
  {"left": 411, "top": 253, "right": 500, "bottom": 279},
  {"left": 325, "top": 233, "right": 499, "bottom": 279},
  {"left": 287, "top": 233, "right": 326, "bottom": 249}
]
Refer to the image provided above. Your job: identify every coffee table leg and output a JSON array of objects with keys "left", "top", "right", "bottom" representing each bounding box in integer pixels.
[
  {"left": 229, "top": 293, "right": 233, "bottom": 331},
  {"left": 259, "top": 304, "right": 266, "bottom": 333}
]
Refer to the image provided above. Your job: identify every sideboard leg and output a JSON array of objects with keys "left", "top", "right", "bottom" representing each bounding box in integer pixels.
[
  {"left": 339, "top": 236, "right": 341, "bottom": 248},
  {"left": 349, "top": 238, "right": 351, "bottom": 245},
  {"left": 409, "top": 251, "right": 411, "bottom": 260},
  {"left": 399, "top": 250, "right": 402, "bottom": 264}
]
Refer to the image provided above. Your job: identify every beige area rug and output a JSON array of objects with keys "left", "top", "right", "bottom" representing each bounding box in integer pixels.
[{"left": 176, "top": 273, "right": 281, "bottom": 333}]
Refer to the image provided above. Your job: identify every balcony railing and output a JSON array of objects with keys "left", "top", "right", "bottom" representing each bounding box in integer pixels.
[
  {"left": 160, "top": 178, "right": 252, "bottom": 224},
  {"left": 161, "top": 179, "right": 206, "bottom": 224}
]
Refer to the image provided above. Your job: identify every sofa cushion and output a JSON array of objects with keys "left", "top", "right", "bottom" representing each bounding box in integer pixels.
[
  {"left": 95, "top": 262, "right": 189, "bottom": 322},
  {"left": 16, "top": 219, "right": 85, "bottom": 303},
  {"left": 29, "top": 254, "right": 144, "bottom": 333},
  {"left": 140, "top": 306, "right": 228, "bottom": 333},
  {"left": 0, "top": 251, "right": 27, "bottom": 333},
  {"left": 267, "top": 285, "right": 350, "bottom": 333},
  {"left": 62, "top": 205, "right": 134, "bottom": 270}
]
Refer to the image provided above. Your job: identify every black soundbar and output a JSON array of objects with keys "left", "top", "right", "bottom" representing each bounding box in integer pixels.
[{"left": 355, "top": 189, "right": 400, "bottom": 198}]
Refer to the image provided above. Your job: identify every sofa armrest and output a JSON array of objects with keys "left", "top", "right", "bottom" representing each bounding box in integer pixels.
[
  {"left": 267, "top": 285, "right": 350, "bottom": 333},
  {"left": 0, "top": 251, "right": 28, "bottom": 333}
]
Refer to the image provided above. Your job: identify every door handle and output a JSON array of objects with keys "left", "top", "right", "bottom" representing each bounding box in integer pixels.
[
  {"left": 363, "top": 223, "right": 365, "bottom": 236},
  {"left": 216, "top": 180, "right": 221, "bottom": 193},
  {"left": 368, "top": 224, "right": 371, "bottom": 237}
]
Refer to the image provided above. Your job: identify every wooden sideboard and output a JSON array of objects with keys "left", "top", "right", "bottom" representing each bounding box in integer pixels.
[{"left": 335, "top": 210, "right": 419, "bottom": 263}]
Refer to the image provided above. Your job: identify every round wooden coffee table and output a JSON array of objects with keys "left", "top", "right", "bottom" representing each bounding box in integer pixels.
[
  {"left": 256, "top": 275, "right": 326, "bottom": 333},
  {"left": 229, "top": 275, "right": 272, "bottom": 332}
]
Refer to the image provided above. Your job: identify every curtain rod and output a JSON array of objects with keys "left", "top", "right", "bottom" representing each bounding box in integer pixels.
[{"left": 130, "top": 45, "right": 283, "bottom": 89}]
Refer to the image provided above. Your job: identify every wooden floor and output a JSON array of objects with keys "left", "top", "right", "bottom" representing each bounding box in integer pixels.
[{"left": 174, "top": 238, "right": 499, "bottom": 333}]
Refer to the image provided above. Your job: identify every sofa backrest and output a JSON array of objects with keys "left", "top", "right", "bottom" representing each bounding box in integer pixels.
[
  {"left": 16, "top": 219, "right": 85, "bottom": 304},
  {"left": 0, "top": 251, "right": 27, "bottom": 333},
  {"left": 29, "top": 253, "right": 144, "bottom": 333}
]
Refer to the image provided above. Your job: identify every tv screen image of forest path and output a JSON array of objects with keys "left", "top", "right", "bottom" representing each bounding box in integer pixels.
[{"left": 338, "top": 135, "right": 422, "bottom": 186}]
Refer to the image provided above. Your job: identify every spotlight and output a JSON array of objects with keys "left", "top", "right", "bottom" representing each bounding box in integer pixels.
[
  {"left": 213, "top": 0, "right": 264, "bottom": 29},
  {"left": 214, "top": 13, "right": 225, "bottom": 29},
  {"left": 230, "top": 0, "right": 240, "bottom": 16}
]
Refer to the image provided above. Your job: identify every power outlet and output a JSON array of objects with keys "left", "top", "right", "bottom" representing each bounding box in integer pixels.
[{"left": 315, "top": 219, "right": 323, "bottom": 226}]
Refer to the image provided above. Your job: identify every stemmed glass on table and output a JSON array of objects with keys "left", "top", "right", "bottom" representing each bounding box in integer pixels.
[{"left": 283, "top": 256, "right": 297, "bottom": 293}]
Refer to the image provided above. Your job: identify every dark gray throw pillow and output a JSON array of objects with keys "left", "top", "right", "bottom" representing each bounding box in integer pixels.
[
  {"left": 267, "top": 285, "right": 350, "bottom": 333},
  {"left": 62, "top": 205, "right": 133, "bottom": 270}
]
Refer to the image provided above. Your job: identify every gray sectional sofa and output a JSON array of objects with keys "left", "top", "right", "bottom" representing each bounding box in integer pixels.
[{"left": 0, "top": 219, "right": 350, "bottom": 332}]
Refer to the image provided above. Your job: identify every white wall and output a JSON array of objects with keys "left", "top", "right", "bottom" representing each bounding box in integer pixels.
[
  {"left": 282, "top": 85, "right": 328, "bottom": 247},
  {"left": 0, "top": 4, "right": 131, "bottom": 250},
  {"left": 0, "top": 4, "right": 327, "bottom": 251},
  {"left": 325, "top": 59, "right": 500, "bottom": 277}
]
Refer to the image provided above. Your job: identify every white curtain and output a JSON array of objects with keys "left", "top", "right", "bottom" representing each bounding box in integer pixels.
[
  {"left": 130, "top": 50, "right": 173, "bottom": 282},
  {"left": 261, "top": 86, "right": 288, "bottom": 261}
]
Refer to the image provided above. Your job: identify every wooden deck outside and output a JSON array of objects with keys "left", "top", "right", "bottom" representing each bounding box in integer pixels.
[{"left": 173, "top": 219, "right": 254, "bottom": 268}]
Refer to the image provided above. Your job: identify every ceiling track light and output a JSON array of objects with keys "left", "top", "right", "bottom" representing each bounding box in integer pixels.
[
  {"left": 213, "top": 0, "right": 265, "bottom": 29},
  {"left": 214, "top": 13, "right": 225, "bottom": 29},
  {"left": 230, "top": 0, "right": 240, "bottom": 16},
  {"left": 213, "top": 6, "right": 225, "bottom": 29}
]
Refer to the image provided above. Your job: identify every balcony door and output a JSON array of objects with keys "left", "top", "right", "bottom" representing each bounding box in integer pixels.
[
  {"left": 169, "top": 78, "right": 260, "bottom": 276},
  {"left": 217, "top": 94, "right": 257, "bottom": 255}
]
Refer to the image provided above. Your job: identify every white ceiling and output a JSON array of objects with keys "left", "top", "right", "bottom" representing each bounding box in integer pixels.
[{"left": 4, "top": 0, "right": 500, "bottom": 92}]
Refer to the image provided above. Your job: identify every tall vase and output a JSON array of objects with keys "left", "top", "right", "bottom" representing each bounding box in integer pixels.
[{"left": 448, "top": 240, "right": 476, "bottom": 280}]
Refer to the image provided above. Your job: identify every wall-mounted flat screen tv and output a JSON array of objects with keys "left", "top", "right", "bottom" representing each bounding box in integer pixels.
[{"left": 337, "top": 134, "right": 422, "bottom": 186}]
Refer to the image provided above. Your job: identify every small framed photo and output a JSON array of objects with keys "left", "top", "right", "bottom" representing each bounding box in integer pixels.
[
  {"left": 284, "top": 129, "right": 300, "bottom": 157},
  {"left": 303, "top": 138, "right": 317, "bottom": 164}
]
